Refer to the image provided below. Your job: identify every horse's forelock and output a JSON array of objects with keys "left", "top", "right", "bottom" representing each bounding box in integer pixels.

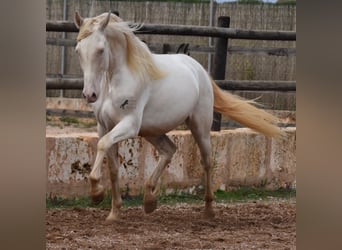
[
  {"left": 76, "top": 14, "right": 122, "bottom": 42},
  {"left": 76, "top": 19, "right": 94, "bottom": 42}
]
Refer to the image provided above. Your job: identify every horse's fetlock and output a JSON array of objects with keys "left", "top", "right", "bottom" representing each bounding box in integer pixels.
[
  {"left": 114, "top": 200, "right": 122, "bottom": 209},
  {"left": 203, "top": 164, "right": 212, "bottom": 172},
  {"left": 89, "top": 176, "right": 99, "bottom": 185},
  {"left": 146, "top": 184, "right": 155, "bottom": 191},
  {"left": 205, "top": 194, "right": 214, "bottom": 203}
]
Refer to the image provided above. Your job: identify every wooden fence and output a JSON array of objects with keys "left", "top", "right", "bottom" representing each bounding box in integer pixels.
[
  {"left": 47, "top": 1, "right": 296, "bottom": 83},
  {"left": 46, "top": 15, "right": 296, "bottom": 130}
]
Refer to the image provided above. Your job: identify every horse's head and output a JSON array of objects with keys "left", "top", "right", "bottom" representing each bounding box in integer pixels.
[
  {"left": 74, "top": 11, "right": 121, "bottom": 103},
  {"left": 74, "top": 11, "right": 166, "bottom": 103}
]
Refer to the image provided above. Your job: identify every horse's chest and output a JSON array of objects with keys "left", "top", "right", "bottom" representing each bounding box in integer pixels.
[{"left": 94, "top": 97, "right": 137, "bottom": 130}]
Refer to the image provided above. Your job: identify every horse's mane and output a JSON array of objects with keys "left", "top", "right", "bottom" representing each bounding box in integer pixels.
[{"left": 77, "top": 13, "right": 166, "bottom": 82}]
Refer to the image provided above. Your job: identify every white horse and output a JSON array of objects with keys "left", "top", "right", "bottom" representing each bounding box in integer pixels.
[{"left": 74, "top": 11, "right": 285, "bottom": 222}]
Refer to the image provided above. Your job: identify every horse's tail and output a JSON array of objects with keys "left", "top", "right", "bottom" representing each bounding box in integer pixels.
[{"left": 212, "top": 79, "right": 285, "bottom": 139}]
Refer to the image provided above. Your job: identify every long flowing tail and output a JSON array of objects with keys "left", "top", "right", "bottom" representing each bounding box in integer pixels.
[{"left": 212, "top": 80, "right": 285, "bottom": 139}]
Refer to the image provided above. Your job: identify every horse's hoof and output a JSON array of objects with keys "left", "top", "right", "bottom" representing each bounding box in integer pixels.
[
  {"left": 105, "top": 211, "right": 120, "bottom": 224},
  {"left": 144, "top": 192, "right": 158, "bottom": 214},
  {"left": 90, "top": 186, "right": 105, "bottom": 205},
  {"left": 91, "top": 192, "right": 104, "bottom": 205},
  {"left": 204, "top": 206, "right": 215, "bottom": 219}
]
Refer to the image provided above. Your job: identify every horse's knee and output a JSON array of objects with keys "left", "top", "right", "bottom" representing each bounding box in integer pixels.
[{"left": 97, "top": 136, "right": 111, "bottom": 152}]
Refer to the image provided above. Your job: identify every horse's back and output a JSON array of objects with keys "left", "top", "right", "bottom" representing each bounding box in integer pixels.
[
  {"left": 139, "top": 54, "right": 213, "bottom": 136},
  {"left": 153, "top": 54, "right": 213, "bottom": 97}
]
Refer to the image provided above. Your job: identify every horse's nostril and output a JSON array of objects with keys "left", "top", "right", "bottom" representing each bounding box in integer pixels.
[{"left": 82, "top": 92, "right": 97, "bottom": 103}]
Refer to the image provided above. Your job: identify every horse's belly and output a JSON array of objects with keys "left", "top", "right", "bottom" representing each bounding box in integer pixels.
[
  {"left": 139, "top": 83, "right": 198, "bottom": 136},
  {"left": 139, "top": 111, "right": 188, "bottom": 136}
]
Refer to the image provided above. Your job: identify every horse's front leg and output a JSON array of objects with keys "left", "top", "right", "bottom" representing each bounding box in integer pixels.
[
  {"left": 105, "top": 144, "right": 122, "bottom": 222},
  {"left": 89, "top": 116, "right": 140, "bottom": 217},
  {"left": 88, "top": 125, "right": 106, "bottom": 204}
]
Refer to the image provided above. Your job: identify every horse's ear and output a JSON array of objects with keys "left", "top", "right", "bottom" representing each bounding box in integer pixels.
[
  {"left": 99, "top": 11, "right": 111, "bottom": 31},
  {"left": 74, "top": 11, "right": 83, "bottom": 29}
]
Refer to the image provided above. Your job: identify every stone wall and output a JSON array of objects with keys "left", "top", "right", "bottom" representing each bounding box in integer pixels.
[{"left": 46, "top": 127, "right": 296, "bottom": 198}]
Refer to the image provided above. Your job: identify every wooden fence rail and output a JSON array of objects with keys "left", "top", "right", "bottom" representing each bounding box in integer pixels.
[
  {"left": 46, "top": 21, "right": 296, "bottom": 41},
  {"left": 47, "top": 37, "right": 296, "bottom": 56},
  {"left": 46, "top": 77, "right": 296, "bottom": 92}
]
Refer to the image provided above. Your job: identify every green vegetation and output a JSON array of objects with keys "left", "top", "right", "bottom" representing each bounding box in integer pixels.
[
  {"left": 59, "top": 116, "right": 80, "bottom": 125},
  {"left": 47, "top": 115, "right": 97, "bottom": 128},
  {"left": 105, "top": 0, "right": 211, "bottom": 3},
  {"left": 214, "top": 187, "right": 295, "bottom": 202},
  {"left": 236, "top": 0, "right": 263, "bottom": 4},
  {"left": 47, "top": 187, "right": 295, "bottom": 209},
  {"left": 276, "top": 0, "right": 296, "bottom": 5}
]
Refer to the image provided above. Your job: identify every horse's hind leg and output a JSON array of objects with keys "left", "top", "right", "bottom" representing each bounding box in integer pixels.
[
  {"left": 144, "top": 135, "right": 176, "bottom": 213},
  {"left": 186, "top": 117, "right": 215, "bottom": 218}
]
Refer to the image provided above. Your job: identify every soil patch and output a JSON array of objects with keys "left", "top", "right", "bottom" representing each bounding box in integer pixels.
[{"left": 47, "top": 199, "right": 295, "bottom": 249}]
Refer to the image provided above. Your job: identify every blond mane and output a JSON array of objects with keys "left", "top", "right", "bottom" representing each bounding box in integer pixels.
[
  {"left": 119, "top": 25, "right": 166, "bottom": 82},
  {"left": 77, "top": 13, "right": 166, "bottom": 82}
]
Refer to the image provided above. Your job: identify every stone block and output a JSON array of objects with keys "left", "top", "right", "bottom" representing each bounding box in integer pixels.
[{"left": 46, "top": 128, "right": 296, "bottom": 198}]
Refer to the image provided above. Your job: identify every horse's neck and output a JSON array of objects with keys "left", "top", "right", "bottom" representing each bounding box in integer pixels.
[
  {"left": 92, "top": 64, "right": 144, "bottom": 127},
  {"left": 95, "top": 64, "right": 140, "bottom": 104}
]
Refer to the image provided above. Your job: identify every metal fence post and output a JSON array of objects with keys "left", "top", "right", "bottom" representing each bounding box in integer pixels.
[{"left": 211, "top": 16, "right": 230, "bottom": 131}]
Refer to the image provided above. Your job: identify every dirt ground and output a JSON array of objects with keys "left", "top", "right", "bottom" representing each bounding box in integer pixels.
[{"left": 46, "top": 199, "right": 296, "bottom": 249}]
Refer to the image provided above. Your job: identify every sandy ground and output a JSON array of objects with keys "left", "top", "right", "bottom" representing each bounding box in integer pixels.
[{"left": 47, "top": 199, "right": 296, "bottom": 249}]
